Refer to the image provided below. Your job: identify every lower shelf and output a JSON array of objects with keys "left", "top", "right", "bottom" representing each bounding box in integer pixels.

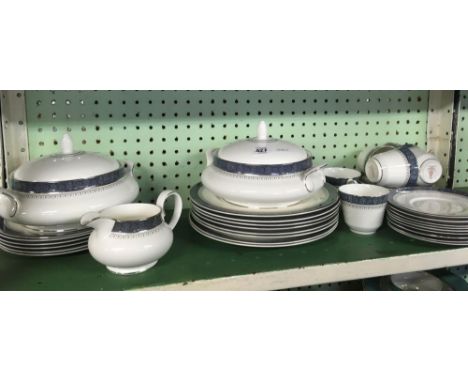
[{"left": 1, "top": 210, "right": 468, "bottom": 290}]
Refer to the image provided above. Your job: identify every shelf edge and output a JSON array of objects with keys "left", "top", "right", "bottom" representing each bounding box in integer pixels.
[{"left": 134, "top": 247, "right": 468, "bottom": 291}]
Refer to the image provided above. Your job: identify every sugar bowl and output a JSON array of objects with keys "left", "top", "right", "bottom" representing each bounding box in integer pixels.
[{"left": 81, "top": 190, "right": 182, "bottom": 275}]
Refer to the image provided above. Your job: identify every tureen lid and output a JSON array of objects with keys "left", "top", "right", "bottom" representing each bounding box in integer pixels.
[
  {"left": 13, "top": 134, "right": 120, "bottom": 183},
  {"left": 217, "top": 121, "right": 309, "bottom": 165}
]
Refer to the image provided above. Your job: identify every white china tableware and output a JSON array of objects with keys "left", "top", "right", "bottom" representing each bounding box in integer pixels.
[
  {"left": 388, "top": 188, "right": 468, "bottom": 218},
  {"left": 190, "top": 210, "right": 338, "bottom": 238},
  {"left": 323, "top": 167, "right": 361, "bottom": 186},
  {"left": 356, "top": 143, "right": 400, "bottom": 172},
  {"left": 189, "top": 214, "right": 339, "bottom": 248},
  {"left": 201, "top": 120, "right": 326, "bottom": 208},
  {"left": 365, "top": 145, "right": 442, "bottom": 188},
  {"left": 191, "top": 203, "right": 340, "bottom": 229},
  {"left": 0, "top": 134, "right": 139, "bottom": 227},
  {"left": 338, "top": 184, "right": 390, "bottom": 235},
  {"left": 190, "top": 182, "right": 338, "bottom": 218},
  {"left": 386, "top": 220, "right": 468, "bottom": 246},
  {"left": 81, "top": 190, "right": 182, "bottom": 275}
]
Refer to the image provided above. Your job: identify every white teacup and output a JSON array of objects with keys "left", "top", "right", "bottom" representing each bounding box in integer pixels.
[
  {"left": 365, "top": 145, "right": 442, "bottom": 188},
  {"left": 356, "top": 143, "right": 400, "bottom": 172},
  {"left": 323, "top": 167, "right": 361, "bottom": 187},
  {"left": 338, "top": 184, "right": 390, "bottom": 235}
]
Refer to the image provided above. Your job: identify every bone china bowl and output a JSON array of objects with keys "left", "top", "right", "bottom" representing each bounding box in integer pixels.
[{"left": 338, "top": 184, "right": 390, "bottom": 235}]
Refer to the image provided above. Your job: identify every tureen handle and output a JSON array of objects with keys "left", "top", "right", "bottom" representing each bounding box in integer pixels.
[
  {"left": 156, "top": 190, "right": 183, "bottom": 230},
  {"left": 61, "top": 133, "right": 74, "bottom": 154},
  {"left": 257, "top": 120, "right": 268, "bottom": 140},
  {"left": 205, "top": 149, "right": 216, "bottom": 166},
  {"left": 304, "top": 164, "right": 326, "bottom": 193},
  {"left": 0, "top": 190, "right": 19, "bottom": 219}
]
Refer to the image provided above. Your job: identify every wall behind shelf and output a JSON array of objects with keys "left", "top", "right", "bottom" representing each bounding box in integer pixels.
[
  {"left": 24, "top": 90, "right": 429, "bottom": 205},
  {"left": 454, "top": 91, "right": 468, "bottom": 187}
]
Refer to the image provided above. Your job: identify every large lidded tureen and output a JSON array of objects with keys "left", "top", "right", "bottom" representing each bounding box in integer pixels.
[
  {"left": 0, "top": 134, "right": 139, "bottom": 227},
  {"left": 201, "top": 121, "right": 325, "bottom": 208}
]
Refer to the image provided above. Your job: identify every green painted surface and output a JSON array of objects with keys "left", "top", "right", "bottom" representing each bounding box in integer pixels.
[
  {"left": 0, "top": 210, "right": 452, "bottom": 291},
  {"left": 454, "top": 91, "right": 468, "bottom": 187},
  {"left": 24, "top": 91, "right": 429, "bottom": 206}
]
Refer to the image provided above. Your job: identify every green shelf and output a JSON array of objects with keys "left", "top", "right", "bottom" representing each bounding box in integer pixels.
[{"left": 1, "top": 210, "right": 467, "bottom": 291}]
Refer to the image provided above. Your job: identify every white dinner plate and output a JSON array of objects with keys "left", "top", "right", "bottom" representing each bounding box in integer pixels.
[
  {"left": 388, "top": 188, "right": 468, "bottom": 219},
  {"left": 386, "top": 209, "right": 468, "bottom": 234},
  {"left": 189, "top": 215, "right": 339, "bottom": 248},
  {"left": 387, "top": 216, "right": 468, "bottom": 240},
  {"left": 386, "top": 220, "right": 468, "bottom": 246},
  {"left": 191, "top": 202, "right": 340, "bottom": 228},
  {"left": 387, "top": 204, "right": 468, "bottom": 225},
  {"left": 190, "top": 211, "right": 338, "bottom": 239},
  {"left": 0, "top": 237, "right": 88, "bottom": 249},
  {"left": 0, "top": 243, "right": 89, "bottom": 256},
  {"left": 190, "top": 182, "right": 339, "bottom": 218}
]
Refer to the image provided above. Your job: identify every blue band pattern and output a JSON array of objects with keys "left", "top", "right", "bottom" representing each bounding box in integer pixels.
[
  {"left": 213, "top": 154, "right": 312, "bottom": 176},
  {"left": 339, "top": 191, "right": 388, "bottom": 205},
  {"left": 398, "top": 145, "right": 419, "bottom": 186},
  {"left": 112, "top": 214, "right": 163, "bottom": 233},
  {"left": 11, "top": 167, "right": 126, "bottom": 193}
]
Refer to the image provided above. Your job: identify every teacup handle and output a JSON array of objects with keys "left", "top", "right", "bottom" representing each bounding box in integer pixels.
[
  {"left": 346, "top": 179, "right": 360, "bottom": 185},
  {"left": 156, "top": 190, "right": 183, "bottom": 230}
]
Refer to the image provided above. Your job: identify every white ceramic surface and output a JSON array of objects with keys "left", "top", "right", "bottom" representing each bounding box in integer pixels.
[
  {"left": 81, "top": 190, "right": 182, "bottom": 275},
  {"left": 389, "top": 189, "right": 468, "bottom": 218},
  {"left": 216, "top": 121, "right": 308, "bottom": 165},
  {"left": 365, "top": 146, "right": 442, "bottom": 187},
  {"left": 189, "top": 215, "right": 339, "bottom": 248},
  {"left": 339, "top": 184, "right": 389, "bottom": 235},
  {"left": 201, "top": 165, "right": 325, "bottom": 208},
  {"left": 0, "top": 165, "right": 139, "bottom": 226},
  {"left": 323, "top": 167, "right": 361, "bottom": 186},
  {"left": 365, "top": 150, "right": 409, "bottom": 187},
  {"left": 201, "top": 121, "right": 326, "bottom": 208},
  {"left": 14, "top": 134, "right": 119, "bottom": 182},
  {"left": 193, "top": 182, "right": 337, "bottom": 216},
  {"left": 356, "top": 144, "right": 399, "bottom": 172}
]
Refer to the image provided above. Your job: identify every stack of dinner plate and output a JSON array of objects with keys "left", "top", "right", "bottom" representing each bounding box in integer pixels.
[
  {"left": 189, "top": 182, "right": 340, "bottom": 247},
  {"left": 386, "top": 188, "right": 468, "bottom": 246},
  {"left": 0, "top": 219, "right": 91, "bottom": 256}
]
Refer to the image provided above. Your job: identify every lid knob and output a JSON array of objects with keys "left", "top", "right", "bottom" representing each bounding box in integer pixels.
[
  {"left": 61, "top": 133, "right": 74, "bottom": 155},
  {"left": 257, "top": 121, "right": 268, "bottom": 140}
]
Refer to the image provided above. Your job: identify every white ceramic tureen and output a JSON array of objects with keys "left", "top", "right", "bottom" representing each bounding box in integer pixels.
[
  {"left": 0, "top": 134, "right": 139, "bottom": 227},
  {"left": 201, "top": 121, "right": 325, "bottom": 208}
]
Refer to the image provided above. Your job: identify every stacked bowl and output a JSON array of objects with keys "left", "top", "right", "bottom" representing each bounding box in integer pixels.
[{"left": 189, "top": 121, "right": 339, "bottom": 247}]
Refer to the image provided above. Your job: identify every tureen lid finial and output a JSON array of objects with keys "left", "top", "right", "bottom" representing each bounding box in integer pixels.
[
  {"left": 61, "top": 133, "right": 74, "bottom": 155},
  {"left": 257, "top": 121, "right": 268, "bottom": 140}
]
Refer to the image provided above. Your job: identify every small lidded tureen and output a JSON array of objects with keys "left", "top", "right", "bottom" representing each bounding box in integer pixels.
[
  {"left": 0, "top": 134, "right": 139, "bottom": 227},
  {"left": 201, "top": 121, "right": 325, "bottom": 208}
]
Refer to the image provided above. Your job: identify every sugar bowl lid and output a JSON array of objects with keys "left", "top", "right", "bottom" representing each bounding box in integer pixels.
[
  {"left": 13, "top": 134, "right": 120, "bottom": 182},
  {"left": 217, "top": 121, "right": 310, "bottom": 166}
]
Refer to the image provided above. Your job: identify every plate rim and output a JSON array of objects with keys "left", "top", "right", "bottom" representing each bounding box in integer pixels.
[
  {"left": 388, "top": 187, "right": 468, "bottom": 219},
  {"left": 189, "top": 216, "right": 339, "bottom": 248},
  {"left": 190, "top": 182, "right": 339, "bottom": 218}
]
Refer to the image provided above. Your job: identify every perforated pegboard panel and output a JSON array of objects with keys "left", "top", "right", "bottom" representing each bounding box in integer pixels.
[
  {"left": 454, "top": 91, "right": 468, "bottom": 186},
  {"left": 24, "top": 91, "right": 429, "bottom": 205}
]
